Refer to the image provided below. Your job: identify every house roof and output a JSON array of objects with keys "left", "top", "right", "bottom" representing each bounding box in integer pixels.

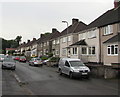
[
  {"left": 37, "top": 29, "right": 60, "bottom": 43},
  {"left": 60, "top": 21, "right": 87, "bottom": 36},
  {"left": 87, "top": 6, "right": 120, "bottom": 29},
  {"left": 70, "top": 39, "right": 87, "bottom": 46},
  {"left": 103, "top": 33, "right": 120, "bottom": 44},
  {"left": 6, "top": 48, "right": 16, "bottom": 51}
]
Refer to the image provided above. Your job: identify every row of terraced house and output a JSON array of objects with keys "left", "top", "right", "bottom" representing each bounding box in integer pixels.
[{"left": 16, "top": 1, "right": 120, "bottom": 67}]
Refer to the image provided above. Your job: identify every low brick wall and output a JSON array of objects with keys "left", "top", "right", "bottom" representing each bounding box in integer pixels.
[{"left": 86, "top": 64, "right": 119, "bottom": 79}]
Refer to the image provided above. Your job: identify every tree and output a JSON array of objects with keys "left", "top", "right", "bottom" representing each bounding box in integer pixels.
[{"left": 15, "top": 36, "right": 22, "bottom": 45}]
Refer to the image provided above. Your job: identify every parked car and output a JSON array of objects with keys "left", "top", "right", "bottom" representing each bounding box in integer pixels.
[
  {"left": 13, "top": 56, "right": 20, "bottom": 61},
  {"left": 58, "top": 58, "right": 90, "bottom": 79},
  {"left": 0, "top": 54, "right": 5, "bottom": 62},
  {"left": 42, "top": 57, "right": 52, "bottom": 65},
  {"left": 1, "top": 58, "right": 16, "bottom": 70},
  {"left": 29, "top": 58, "right": 43, "bottom": 67},
  {"left": 19, "top": 56, "right": 26, "bottom": 62}
]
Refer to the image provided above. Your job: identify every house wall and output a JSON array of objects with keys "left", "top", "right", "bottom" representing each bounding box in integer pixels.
[
  {"left": 77, "top": 28, "right": 100, "bottom": 63},
  {"left": 51, "top": 39, "right": 60, "bottom": 57},
  {"left": 100, "top": 23, "right": 119, "bottom": 64},
  {"left": 103, "top": 42, "right": 119, "bottom": 66},
  {"left": 60, "top": 34, "right": 73, "bottom": 58}
]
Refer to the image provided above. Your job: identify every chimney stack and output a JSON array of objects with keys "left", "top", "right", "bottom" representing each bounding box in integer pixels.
[
  {"left": 27, "top": 40, "right": 30, "bottom": 43},
  {"left": 72, "top": 18, "right": 79, "bottom": 25},
  {"left": 33, "top": 38, "right": 36, "bottom": 41},
  {"left": 114, "top": 0, "right": 120, "bottom": 8},
  {"left": 40, "top": 34, "right": 44, "bottom": 38},
  {"left": 52, "top": 28, "right": 57, "bottom": 33}
]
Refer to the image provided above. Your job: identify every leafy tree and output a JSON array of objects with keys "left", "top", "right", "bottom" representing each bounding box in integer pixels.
[{"left": 15, "top": 36, "right": 22, "bottom": 45}]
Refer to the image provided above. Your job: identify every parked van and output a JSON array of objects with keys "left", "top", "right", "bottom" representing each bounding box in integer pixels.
[{"left": 58, "top": 58, "right": 90, "bottom": 79}]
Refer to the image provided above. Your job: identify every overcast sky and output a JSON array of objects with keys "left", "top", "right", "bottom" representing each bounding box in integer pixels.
[{"left": 0, "top": 0, "right": 114, "bottom": 43}]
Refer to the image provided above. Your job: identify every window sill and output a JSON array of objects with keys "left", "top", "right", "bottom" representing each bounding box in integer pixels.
[
  {"left": 103, "top": 33, "right": 113, "bottom": 36},
  {"left": 88, "top": 36, "right": 96, "bottom": 39}
]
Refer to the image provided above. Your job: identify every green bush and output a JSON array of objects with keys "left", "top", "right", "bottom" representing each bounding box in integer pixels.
[
  {"left": 50, "top": 57, "right": 60, "bottom": 62},
  {"left": 41, "top": 56, "right": 48, "bottom": 60}
]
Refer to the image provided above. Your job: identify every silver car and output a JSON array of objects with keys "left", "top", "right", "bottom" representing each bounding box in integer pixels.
[
  {"left": 1, "top": 58, "right": 16, "bottom": 70},
  {"left": 58, "top": 58, "right": 90, "bottom": 79}
]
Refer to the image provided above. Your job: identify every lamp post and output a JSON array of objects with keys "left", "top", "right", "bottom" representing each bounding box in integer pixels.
[{"left": 62, "top": 20, "right": 69, "bottom": 57}]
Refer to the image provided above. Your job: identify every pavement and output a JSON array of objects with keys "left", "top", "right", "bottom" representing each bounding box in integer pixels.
[{"left": 0, "top": 62, "right": 2, "bottom": 96}]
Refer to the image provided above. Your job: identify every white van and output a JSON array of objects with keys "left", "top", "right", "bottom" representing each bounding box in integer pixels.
[{"left": 58, "top": 58, "right": 90, "bottom": 79}]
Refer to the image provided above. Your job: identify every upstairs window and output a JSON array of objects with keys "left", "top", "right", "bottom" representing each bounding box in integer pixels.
[
  {"left": 104, "top": 25, "right": 113, "bottom": 35},
  {"left": 53, "top": 40, "right": 55, "bottom": 44},
  {"left": 62, "top": 37, "right": 67, "bottom": 43},
  {"left": 68, "top": 36, "right": 71, "bottom": 42},
  {"left": 79, "top": 33, "right": 86, "bottom": 40},
  {"left": 88, "top": 30, "right": 96, "bottom": 38},
  {"left": 56, "top": 39, "right": 60, "bottom": 44}
]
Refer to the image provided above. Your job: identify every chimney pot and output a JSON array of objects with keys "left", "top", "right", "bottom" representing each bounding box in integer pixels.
[{"left": 33, "top": 38, "right": 36, "bottom": 41}]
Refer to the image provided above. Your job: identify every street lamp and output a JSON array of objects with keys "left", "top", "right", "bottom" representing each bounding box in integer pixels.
[{"left": 62, "top": 20, "right": 69, "bottom": 57}]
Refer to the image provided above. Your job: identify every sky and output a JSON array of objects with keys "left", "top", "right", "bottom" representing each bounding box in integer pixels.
[{"left": 0, "top": 0, "right": 114, "bottom": 43}]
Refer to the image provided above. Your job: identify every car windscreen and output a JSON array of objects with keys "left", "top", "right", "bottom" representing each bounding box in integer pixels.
[
  {"left": 20, "top": 56, "right": 26, "bottom": 59},
  {"left": 3, "top": 58, "right": 15, "bottom": 62},
  {"left": 69, "top": 61, "right": 85, "bottom": 67}
]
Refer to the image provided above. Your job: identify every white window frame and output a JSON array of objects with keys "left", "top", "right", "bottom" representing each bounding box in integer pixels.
[
  {"left": 53, "top": 40, "right": 55, "bottom": 44},
  {"left": 56, "top": 39, "right": 60, "bottom": 44},
  {"left": 88, "top": 30, "right": 96, "bottom": 38},
  {"left": 88, "top": 46, "right": 95, "bottom": 55},
  {"left": 107, "top": 44, "right": 118, "bottom": 56},
  {"left": 56, "top": 50, "right": 59, "bottom": 55},
  {"left": 72, "top": 47, "right": 77, "bottom": 55},
  {"left": 104, "top": 25, "right": 113, "bottom": 35},
  {"left": 62, "top": 48, "right": 66, "bottom": 55},
  {"left": 81, "top": 47, "right": 88, "bottom": 55},
  {"left": 68, "top": 36, "right": 71, "bottom": 42},
  {"left": 62, "top": 37, "right": 67, "bottom": 43}
]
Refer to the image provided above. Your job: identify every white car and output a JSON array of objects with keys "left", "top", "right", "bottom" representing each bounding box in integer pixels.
[
  {"left": 58, "top": 58, "right": 90, "bottom": 79},
  {"left": 29, "top": 58, "right": 43, "bottom": 67}
]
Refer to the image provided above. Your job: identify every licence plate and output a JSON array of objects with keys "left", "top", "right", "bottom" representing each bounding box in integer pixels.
[{"left": 82, "top": 73, "right": 88, "bottom": 75}]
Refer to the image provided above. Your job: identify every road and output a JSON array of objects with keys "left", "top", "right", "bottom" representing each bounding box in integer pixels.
[{"left": 1, "top": 61, "right": 119, "bottom": 96}]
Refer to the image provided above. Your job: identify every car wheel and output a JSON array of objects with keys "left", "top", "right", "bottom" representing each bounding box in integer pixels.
[
  {"left": 69, "top": 72, "right": 73, "bottom": 79},
  {"left": 59, "top": 69, "right": 62, "bottom": 75}
]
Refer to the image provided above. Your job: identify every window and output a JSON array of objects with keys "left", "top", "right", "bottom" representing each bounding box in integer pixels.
[
  {"left": 107, "top": 45, "right": 118, "bottom": 55},
  {"left": 44, "top": 42, "right": 46, "bottom": 46},
  {"left": 68, "top": 36, "right": 71, "bottom": 42},
  {"left": 81, "top": 47, "right": 87, "bottom": 55},
  {"left": 65, "top": 61, "right": 70, "bottom": 67},
  {"left": 73, "top": 47, "right": 77, "bottom": 55},
  {"left": 62, "top": 37, "right": 67, "bottom": 43},
  {"left": 89, "top": 46, "right": 95, "bottom": 55},
  {"left": 88, "top": 30, "right": 96, "bottom": 38},
  {"left": 62, "top": 48, "right": 66, "bottom": 55},
  {"left": 79, "top": 33, "right": 86, "bottom": 40},
  {"left": 56, "top": 50, "right": 59, "bottom": 55},
  {"left": 53, "top": 40, "right": 55, "bottom": 44},
  {"left": 104, "top": 25, "right": 113, "bottom": 35},
  {"left": 47, "top": 41, "right": 49, "bottom": 45},
  {"left": 56, "top": 39, "right": 60, "bottom": 44}
]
